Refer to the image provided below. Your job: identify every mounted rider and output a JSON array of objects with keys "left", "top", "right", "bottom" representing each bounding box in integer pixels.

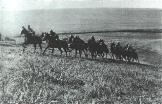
[
  {"left": 69, "top": 34, "right": 74, "bottom": 43},
  {"left": 110, "top": 42, "right": 115, "bottom": 49},
  {"left": 116, "top": 42, "right": 123, "bottom": 59},
  {"left": 28, "top": 25, "right": 35, "bottom": 36},
  {"left": 128, "top": 44, "right": 134, "bottom": 52},
  {"left": 116, "top": 42, "right": 122, "bottom": 50},
  {"left": 73, "top": 36, "right": 79, "bottom": 43},
  {"left": 98, "top": 39, "right": 104, "bottom": 45},
  {"left": 88, "top": 36, "right": 96, "bottom": 44},
  {"left": 21, "top": 26, "right": 29, "bottom": 43},
  {"left": 123, "top": 43, "right": 129, "bottom": 51},
  {"left": 91, "top": 36, "right": 95, "bottom": 42},
  {"left": 50, "top": 30, "right": 59, "bottom": 40}
]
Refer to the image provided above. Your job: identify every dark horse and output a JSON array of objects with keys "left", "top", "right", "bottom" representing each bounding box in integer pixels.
[
  {"left": 96, "top": 39, "right": 109, "bottom": 58},
  {"left": 110, "top": 42, "right": 139, "bottom": 63},
  {"left": 88, "top": 38, "right": 109, "bottom": 59},
  {"left": 69, "top": 36, "right": 88, "bottom": 58},
  {"left": 110, "top": 42, "right": 123, "bottom": 60},
  {"left": 20, "top": 28, "right": 42, "bottom": 52},
  {"left": 42, "top": 33, "right": 69, "bottom": 56},
  {"left": 123, "top": 47, "right": 139, "bottom": 63},
  {"left": 87, "top": 38, "right": 98, "bottom": 59}
]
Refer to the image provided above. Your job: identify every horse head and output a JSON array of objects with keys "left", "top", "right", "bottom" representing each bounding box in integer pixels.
[{"left": 21, "top": 28, "right": 29, "bottom": 35}]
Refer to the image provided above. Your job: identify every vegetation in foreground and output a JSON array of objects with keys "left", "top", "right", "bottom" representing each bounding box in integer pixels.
[{"left": 0, "top": 45, "right": 162, "bottom": 104}]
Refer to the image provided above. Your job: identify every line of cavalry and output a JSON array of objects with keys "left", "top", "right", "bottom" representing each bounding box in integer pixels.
[{"left": 20, "top": 25, "right": 139, "bottom": 63}]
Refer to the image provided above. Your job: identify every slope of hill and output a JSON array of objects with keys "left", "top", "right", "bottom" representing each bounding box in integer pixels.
[{"left": 0, "top": 45, "right": 161, "bottom": 103}]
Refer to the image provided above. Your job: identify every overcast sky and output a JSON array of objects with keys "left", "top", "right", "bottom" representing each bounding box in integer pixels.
[{"left": 0, "top": 0, "right": 162, "bottom": 10}]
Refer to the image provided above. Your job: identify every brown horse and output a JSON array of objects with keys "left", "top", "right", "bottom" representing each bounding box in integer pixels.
[
  {"left": 124, "top": 47, "right": 139, "bottom": 63},
  {"left": 87, "top": 37, "right": 98, "bottom": 59},
  {"left": 110, "top": 42, "right": 140, "bottom": 63},
  {"left": 20, "top": 28, "right": 43, "bottom": 52},
  {"left": 96, "top": 39, "right": 109, "bottom": 58},
  {"left": 42, "top": 33, "right": 69, "bottom": 56},
  {"left": 69, "top": 36, "right": 88, "bottom": 58}
]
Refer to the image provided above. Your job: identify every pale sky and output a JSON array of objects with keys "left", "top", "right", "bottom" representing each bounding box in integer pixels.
[{"left": 0, "top": 0, "right": 162, "bottom": 11}]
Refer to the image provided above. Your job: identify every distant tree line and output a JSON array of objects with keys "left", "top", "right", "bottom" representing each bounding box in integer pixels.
[{"left": 0, "top": 33, "right": 15, "bottom": 42}]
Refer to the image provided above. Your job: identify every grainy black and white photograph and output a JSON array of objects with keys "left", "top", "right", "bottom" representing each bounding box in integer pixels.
[{"left": 0, "top": 0, "right": 162, "bottom": 103}]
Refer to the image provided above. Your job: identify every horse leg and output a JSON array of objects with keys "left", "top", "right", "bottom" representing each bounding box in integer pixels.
[
  {"left": 75, "top": 50, "right": 77, "bottom": 57},
  {"left": 39, "top": 43, "right": 42, "bottom": 52},
  {"left": 65, "top": 49, "right": 68, "bottom": 57},
  {"left": 107, "top": 52, "right": 110, "bottom": 59},
  {"left": 22, "top": 43, "right": 26, "bottom": 52},
  {"left": 33, "top": 44, "right": 36, "bottom": 53},
  {"left": 119, "top": 55, "right": 122, "bottom": 60},
  {"left": 90, "top": 52, "right": 93, "bottom": 59},
  {"left": 68, "top": 48, "right": 72, "bottom": 56},
  {"left": 128, "top": 57, "right": 131, "bottom": 62},
  {"left": 63, "top": 48, "right": 68, "bottom": 57},
  {"left": 110, "top": 53, "right": 113, "bottom": 59},
  {"left": 93, "top": 52, "right": 96, "bottom": 59},
  {"left": 105, "top": 53, "right": 107, "bottom": 58},
  {"left": 79, "top": 50, "right": 82, "bottom": 58},
  {"left": 91, "top": 51, "right": 94, "bottom": 59},
  {"left": 111, "top": 53, "right": 114, "bottom": 59},
  {"left": 52, "top": 48, "right": 54, "bottom": 54},
  {"left": 113, "top": 53, "right": 116, "bottom": 60},
  {"left": 137, "top": 58, "right": 140, "bottom": 63},
  {"left": 95, "top": 52, "right": 97, "bottom": 59},
  {"left": 113, "top": 54, "right": 115, "bottom": 60},
  {"left": 58, "top": 48, "right": 62, "bottom": 56},
  {"left": 132, "top": 58, "right": 134, "bottom": 62},
  {"left": 43, "top": 46, "right": 49, "bottom": 54},
  {"left": 91, "top": 53, "right": 94, "bottom": 59},
  {"left": 101, "top": 53, "right": 104, "bottom": 58},
  {"left": 135, "top": 54, "right": 140, "bottom": 63},
  {"left": 83, "top": 50, "right": 88, "bottom": 58}
]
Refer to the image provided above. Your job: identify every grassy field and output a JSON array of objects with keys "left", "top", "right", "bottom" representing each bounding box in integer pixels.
[{"left": 0, "top": 32, "right": 162, "bottom": 103}]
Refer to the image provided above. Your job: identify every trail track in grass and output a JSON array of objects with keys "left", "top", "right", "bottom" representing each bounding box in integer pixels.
[{"left": 0, "top": 44, "right": 162, "bottom": 103}]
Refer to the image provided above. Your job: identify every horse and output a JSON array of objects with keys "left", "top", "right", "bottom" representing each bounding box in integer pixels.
[
  {"left": 96, "top": 39, "right": 109, "bottom": 58},
  {"left": 125, "top": 47, "right": 139, "bottom": 63},
  {"left": 69, "top": 36, "right": 88, "bottom": 58},
  {"left": 131, "top": 50, "right": 139, "bottom": 63},
  {"left": 110, "top": 42, "right": 117, "bottom": 59},
  {"left": 87, "top": 38, "right": 98, "bottom": 59},
  {"left": 20, "top": 28, "right": 43, "bottom": 52},
  {"left": 110, "top": 42, "right": 125, "bottom": 60},
  {"left": 42, "top": 33, "right": 69, "bottom": 56}
]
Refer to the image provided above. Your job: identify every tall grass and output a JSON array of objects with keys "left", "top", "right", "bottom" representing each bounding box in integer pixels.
[{"left": 0, "top": 45, "right": 162, "bottom": 104}]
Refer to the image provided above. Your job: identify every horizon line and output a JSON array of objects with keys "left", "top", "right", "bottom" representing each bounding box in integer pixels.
[{"left": 1, "top": 7, "right": 162, "bottom": 12}]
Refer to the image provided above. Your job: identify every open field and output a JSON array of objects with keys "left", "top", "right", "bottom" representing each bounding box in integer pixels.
[{"left": 0, "top": 32, "right": 162, "bottom": 103}]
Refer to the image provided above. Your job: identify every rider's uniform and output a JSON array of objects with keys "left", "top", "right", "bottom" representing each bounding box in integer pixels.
[{"left": 28, "top": 27, "right": 35, "bottom": 36}]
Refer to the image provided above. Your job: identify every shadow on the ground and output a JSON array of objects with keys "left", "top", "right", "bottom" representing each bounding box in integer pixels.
[{"left": 41, "top": 52, "right": 157, "bottom": 69}]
